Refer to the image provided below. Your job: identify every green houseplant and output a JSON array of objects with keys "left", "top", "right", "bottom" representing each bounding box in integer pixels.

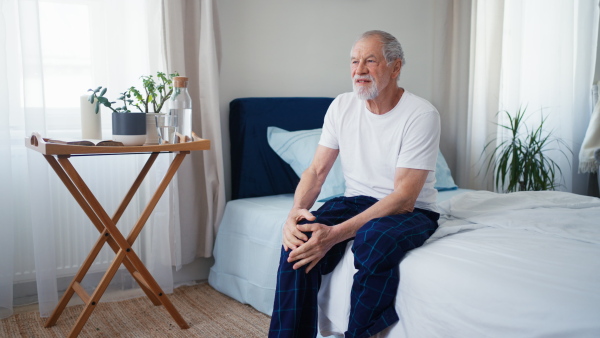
[
  {"left": 87, "top": 71, "right": 179, "bottom": 145},
  {"left": 88, "top": 87, "right": 146, "bottom": 146},
  {"left": 129, "top": 71, "right": 179, "bottom": 114},
  {"left": 87, "top": 70, "right": 179, "bottom": 114},
  {"left": 129, "top": 71, "right": 179, "bottom": 144},
  {"left": 482, "top": 107, "right": 572, "bottom": 192},
  {"left": 88, "top": 87, "right": 133, "bottom": 113}
]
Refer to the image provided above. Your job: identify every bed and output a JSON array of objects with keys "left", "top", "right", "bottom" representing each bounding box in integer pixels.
[{"left": 209, "top": 97, "right": 600, "bottom": 337}]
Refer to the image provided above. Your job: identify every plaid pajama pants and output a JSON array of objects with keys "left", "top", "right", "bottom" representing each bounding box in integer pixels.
[{"left": 268, "top": 195, "right": 439, "bottom": 338}]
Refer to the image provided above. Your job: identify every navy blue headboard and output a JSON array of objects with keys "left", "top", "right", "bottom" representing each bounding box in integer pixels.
[{"left": 230, "top": 97, "right": 335, "bottom": 200}]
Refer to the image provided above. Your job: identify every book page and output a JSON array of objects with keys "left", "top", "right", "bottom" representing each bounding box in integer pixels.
[{"left": 44, "top": 138, "right": 124, "bottom": 146}]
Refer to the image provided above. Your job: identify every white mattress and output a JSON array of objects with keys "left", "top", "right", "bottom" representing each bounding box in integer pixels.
[
  {"left": 209, "top": 190, "right": 600, "bottom": 337},
  {"left": 208, "top": 193, "right": 294, "bottom": 314}
]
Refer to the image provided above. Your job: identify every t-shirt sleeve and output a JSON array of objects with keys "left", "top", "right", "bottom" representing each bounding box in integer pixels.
[
  {"left": 319, "top": 99, "right": 340, "bottom": 150},
  {"left": 396, "top": 110, "right": 440, "bottom": 170}
]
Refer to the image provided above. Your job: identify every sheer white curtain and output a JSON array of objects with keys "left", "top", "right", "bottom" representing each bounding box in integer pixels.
[
  {"left": 0, "top": 0, "right": 15, "bottom": 316},
  {"left": 0, "top": 0, "right": 183, "bottom": 318},
  {"left": 162, "top": 0, "right": 226, "bottom": 260},
  {"left": 430, "top": 0, "right": 471, "bottom": 187},
  {"left": 496, "top": 0, "right": 599, "bottom": 194},
  {"left": 451, "top": 0, "right": 598, "bottom": 192}
]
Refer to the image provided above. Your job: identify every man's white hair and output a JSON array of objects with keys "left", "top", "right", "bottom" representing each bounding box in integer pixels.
[{"left": 352, "top": 30, "right": 406, "bottom": 67}]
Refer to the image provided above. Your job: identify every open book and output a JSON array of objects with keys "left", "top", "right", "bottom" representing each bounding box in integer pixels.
[{"left": 44, "top": 138, "right": 124, "bottom": 147}]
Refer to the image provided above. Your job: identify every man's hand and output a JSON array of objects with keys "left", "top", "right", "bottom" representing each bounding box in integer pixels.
[
  {"left": 288, "top": 222, "right": 338, "bottom": 273},
  {"left": 282, "top": 209, "right": 316, "bottom": 251}
]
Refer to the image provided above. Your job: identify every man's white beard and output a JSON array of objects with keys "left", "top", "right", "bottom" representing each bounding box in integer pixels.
[{"left": 353, "top": 75, "right": 379, "bottom": 100}]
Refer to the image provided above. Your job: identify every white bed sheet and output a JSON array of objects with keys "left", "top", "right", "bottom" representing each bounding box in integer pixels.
[
  {"left": 318, "top": 191, "right": 600, "bottom": 338},
  {"left": 208, "top": 189, "right": 466, "bottom": 316}
]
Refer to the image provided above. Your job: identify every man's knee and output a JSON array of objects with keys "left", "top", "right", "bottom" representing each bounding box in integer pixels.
[{"left": 278, "top": 247, "right": 297, "bottom": 272}]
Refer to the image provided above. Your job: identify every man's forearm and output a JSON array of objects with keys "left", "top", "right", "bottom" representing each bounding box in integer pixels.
[
  {"left": 331, "top": 167, "right": 428, "bottom": 242},
  {"left": 291, "top": 145, "right": 339, "bottom": 213},
  {"left": 331, "top": 191, "right": 416, "bottom": 242},
  {"left": 292, "top": 168, "right": 325, "bottom": 211}
]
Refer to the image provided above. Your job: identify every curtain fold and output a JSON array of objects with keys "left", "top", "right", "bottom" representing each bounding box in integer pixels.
[
  {"left": 432, "top": 0, "right": 471, "bottom": 189},
  {"left": 162, "top": 0, "right": 225, "bottom": 260},
  {"left": 460, "top": 0, "right": 504, "bottom": 190},
  {"left": 198, "top": 0, "right": 226, "bottom": 257}
]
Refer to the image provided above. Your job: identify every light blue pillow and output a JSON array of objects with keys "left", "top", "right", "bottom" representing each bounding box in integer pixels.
[
  {"left": 267, "top": 127, "right": 345, "bottom": 202},
  {"left": 435, "top": 150, "right": 458, "bottom": 191}
]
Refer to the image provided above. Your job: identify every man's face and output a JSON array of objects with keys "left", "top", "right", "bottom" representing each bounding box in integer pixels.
[{"left": 351, "top": 36, "right": 397, "bottom": 100}]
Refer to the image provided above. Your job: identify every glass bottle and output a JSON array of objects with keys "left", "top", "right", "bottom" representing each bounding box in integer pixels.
[{"left": 170, "top": 76, "right": 192, "bottom": 141}]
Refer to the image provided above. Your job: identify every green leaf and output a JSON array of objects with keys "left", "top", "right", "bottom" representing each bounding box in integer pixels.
[{"left": 480, "top": 105, "right": 572, "bottom": 193}]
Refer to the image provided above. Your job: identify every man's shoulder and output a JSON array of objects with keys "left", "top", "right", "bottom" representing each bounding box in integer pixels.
[
  {"left": 329, "top": 92, "right": 361, "bottom": 114},
  {"left": 401, "top": 90, "right": 438, "bottom": 113}
]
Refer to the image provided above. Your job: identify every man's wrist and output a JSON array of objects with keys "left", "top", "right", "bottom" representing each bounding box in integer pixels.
[{"left": 331, "top": 221, "right": 355, "bottom": 242}]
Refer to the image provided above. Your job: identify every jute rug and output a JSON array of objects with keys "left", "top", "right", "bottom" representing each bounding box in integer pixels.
[{"left": 0, "top": 283, "right": 270, "bottom": 337}]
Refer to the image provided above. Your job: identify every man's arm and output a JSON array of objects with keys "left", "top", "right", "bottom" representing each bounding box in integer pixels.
[
  {"left": 288, "top": 167, "right": 429, "bottom": 272},
  {"left": 282, "top": 145, "right": 339, "bottom": 252}
]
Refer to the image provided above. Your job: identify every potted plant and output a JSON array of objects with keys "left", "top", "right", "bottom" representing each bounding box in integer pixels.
[
  {"left": 129, "top": 71, "right": 179, "bottom": 144},
  {"left": 482, "top": 107, "right": 572, "bottom": 192},
  {"left": 88, "top": 87, "right": 146, "bottom": 146}
]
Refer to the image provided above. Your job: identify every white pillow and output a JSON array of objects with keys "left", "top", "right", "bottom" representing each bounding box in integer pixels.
[{"left": 267, "top": 127, "right": 345, "bottom": 202}]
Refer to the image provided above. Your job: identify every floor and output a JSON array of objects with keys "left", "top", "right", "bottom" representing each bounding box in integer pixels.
[{"left": 11, "top": 284, "right": 161, "bottom": 315}]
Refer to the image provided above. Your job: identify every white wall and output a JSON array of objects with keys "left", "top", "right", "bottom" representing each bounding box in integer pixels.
[{"left": 215, "top": 0, "right": 468, "bottom": 199}]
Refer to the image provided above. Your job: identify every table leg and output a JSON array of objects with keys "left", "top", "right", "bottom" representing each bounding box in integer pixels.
[
  {"left": 43, "top": 155, "right": 163, "bottom": 328},
  {"left": 68, "top": 248, "right": 129, "bottom": 338},
  {"left": 42, "top": 152, "right": 191, "bottom": 336}
]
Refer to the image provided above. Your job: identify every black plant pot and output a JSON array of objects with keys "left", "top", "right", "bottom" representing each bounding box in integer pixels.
[{"left": 112, "top": 112, "right": 147, "bottom": 146}]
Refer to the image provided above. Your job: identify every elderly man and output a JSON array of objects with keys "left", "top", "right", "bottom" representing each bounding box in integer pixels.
[{"left": 269, "top": 30, "right": 441, "bottom": 338}]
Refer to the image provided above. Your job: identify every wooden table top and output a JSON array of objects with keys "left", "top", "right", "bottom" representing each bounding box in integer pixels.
[{"left": 25, "top": 134, "right": 211, "bottom": 155}]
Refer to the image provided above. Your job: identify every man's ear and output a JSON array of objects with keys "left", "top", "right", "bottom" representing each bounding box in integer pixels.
[{"left": 392, "top": 59, "right": 402, "bottom": 79}]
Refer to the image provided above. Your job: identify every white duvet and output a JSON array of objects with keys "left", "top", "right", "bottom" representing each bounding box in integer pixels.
[
  {"left": 317, "top": 191, "right": 600, "bottom": 338},
  {"left": 432, "top": 190, "right": 600, "bottom": 244}
]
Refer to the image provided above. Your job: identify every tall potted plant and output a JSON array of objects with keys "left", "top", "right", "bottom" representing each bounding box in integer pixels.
[
  {"left": 129, "top": 71, "right": 179, "bottom": 144},
  {"left": 482, "top": 107, "right": 572, "bottom": 192},
  {"left": 88, "top": 87, "right": 146, "bottom": 146}
]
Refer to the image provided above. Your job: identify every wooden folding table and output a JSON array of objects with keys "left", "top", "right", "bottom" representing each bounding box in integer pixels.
[{"left": 25, "top": 134, "right": 210, "bottom": 337}]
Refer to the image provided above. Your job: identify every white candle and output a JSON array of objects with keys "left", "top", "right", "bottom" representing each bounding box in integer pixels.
[{"left": 80, "top": 94, "right": 102, "bottom": 139}]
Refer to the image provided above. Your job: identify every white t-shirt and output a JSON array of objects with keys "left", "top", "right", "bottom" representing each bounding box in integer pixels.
[{"left": 319, "top": 91, "right": 440, "bottom": 212}]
